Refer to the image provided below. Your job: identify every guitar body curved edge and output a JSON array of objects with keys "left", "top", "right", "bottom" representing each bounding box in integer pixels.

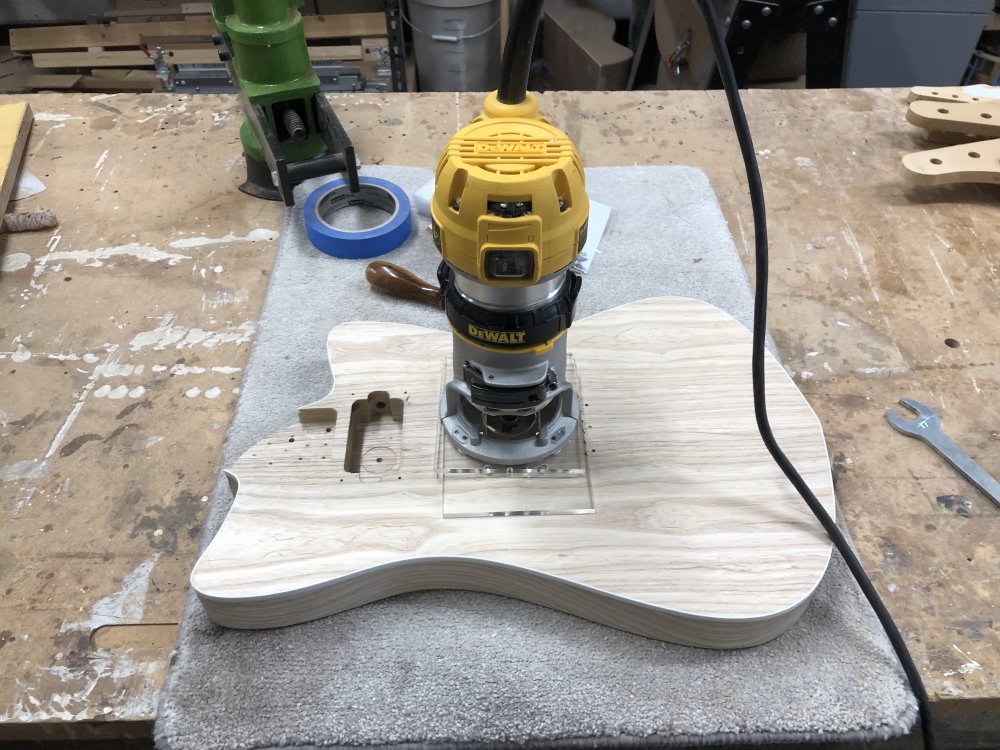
[
  {"left": 191, "top": 297, "right": 835, "bottom": 649},
  {"left": 194, "top": 555, "right": 814, "bottom": 648}
]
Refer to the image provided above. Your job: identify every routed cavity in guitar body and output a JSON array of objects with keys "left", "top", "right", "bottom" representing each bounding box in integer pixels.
[{"left": 344, "top": 390, "right": 404, "bottom": 480}]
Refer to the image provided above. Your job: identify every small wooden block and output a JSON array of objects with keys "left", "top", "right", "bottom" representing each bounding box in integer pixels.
[
  {"left": 902, "top": 138, "right": 1000, "bottom": 186},
  {"left": 192, "top": 297, "right": 836, "bottom": 649}
]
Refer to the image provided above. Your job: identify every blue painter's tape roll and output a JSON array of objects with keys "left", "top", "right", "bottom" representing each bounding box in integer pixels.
[{"left": 303, "top": 176, "right": 413, "bottom": 259}]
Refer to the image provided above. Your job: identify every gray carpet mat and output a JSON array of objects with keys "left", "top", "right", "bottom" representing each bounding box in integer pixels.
[{"left": 155, "top": 166, "right": 916, "bottom": 750}]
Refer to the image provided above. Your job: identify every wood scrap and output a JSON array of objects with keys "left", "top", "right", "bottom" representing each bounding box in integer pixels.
[
  {"left": 25, "top": 72, "right": 163, "bottom": 92},
  {"left": 10, "top": 14, "right": 386, "bottom": 53},
  {"left": 12, "top": 10, "right": 386, "bottom": 92},
  {"left": 902, "top": 138, "right": 1000, "bottom": 187},
  {"left": 107, "top": 0, "right": 204, "bottom": 21},
  {"left": 23, "top": 73, "right": 84, "bottom": 91},
  {"left": 104, "top": 9, "right": 190, "bottom": 21},
  {"left": 10, "top": 19, "right": 217, "bottom": 53},
  {"left": 31, "top": 44, "right": 364, "bottom": 69},
  {"left": 543, "top": 6, "right": 633, "bottom": 90},
  {"left": 0, "top": 103, "right": 33, "bottom": 216},
  {"left": 907, "top": 99, "right": 1000, "bottom": 138},
  {"left": 902, "top": 86, "right": 1000, "bottom": 187},
  {"left": 907, "top": 85, "right": 994, "bottom": 104},
  {"left": 139, "top": 35, "right": 217, "bottom": 50}
]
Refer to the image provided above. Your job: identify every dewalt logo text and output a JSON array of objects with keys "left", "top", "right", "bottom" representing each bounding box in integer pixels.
[
  {"left": 468, "top": 324, "right": 526, "bottom": 345},
  {"left": 474, "top": 142, "right": 545, "bottom": 155}
]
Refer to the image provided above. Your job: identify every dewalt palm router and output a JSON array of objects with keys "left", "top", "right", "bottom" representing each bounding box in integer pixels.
[{"left": 431, "top": 6, "right": 589, "bottom": 466}]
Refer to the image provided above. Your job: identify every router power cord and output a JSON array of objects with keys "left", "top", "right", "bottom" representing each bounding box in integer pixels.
[
  {"left": 495, "top": 2, "right": 933, "bottom": 745},
  {"left": 691, "top": 1, "right": 934, "bottom": 747},
  {"left": 497, "top": 0, "right": 544, "bottom": 104}
]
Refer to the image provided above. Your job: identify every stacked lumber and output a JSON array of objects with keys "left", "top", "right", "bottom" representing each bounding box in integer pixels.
[
  {"left": 10, "top": 6, "right": 389, "bottom": 93},
  {"left": 106, "top": 1, "right": 214, "bottom": 22}
]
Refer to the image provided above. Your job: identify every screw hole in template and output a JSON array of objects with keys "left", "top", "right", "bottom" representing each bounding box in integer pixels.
[
  {"left": 944, "top": 338, "right": 960, "bottom": 349},
  {"left": 982, "top": 113, "right": 993, "bottom": 119},
  {"left": 930, "top": 158, "right": 942, "bottom": 165},
  {"left": 969, "top": 151, "right": 981, "bottom": 159},
  {"left": 937, "top": 108, "right": 948, "bottom": 114}
]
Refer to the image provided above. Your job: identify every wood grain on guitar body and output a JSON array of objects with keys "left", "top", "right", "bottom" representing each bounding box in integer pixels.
[{"left": 191, "top": 297, "right": 835, "bottom": 649}]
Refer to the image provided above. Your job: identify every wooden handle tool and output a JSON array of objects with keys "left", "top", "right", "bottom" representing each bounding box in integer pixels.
[{"left": 365, "top": 261, "right": 441, "bottom": 307}]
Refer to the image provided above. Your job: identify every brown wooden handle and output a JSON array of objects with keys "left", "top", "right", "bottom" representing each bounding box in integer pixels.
[{"left": 365, "top": 261, "right": 441, "bottom": 307}]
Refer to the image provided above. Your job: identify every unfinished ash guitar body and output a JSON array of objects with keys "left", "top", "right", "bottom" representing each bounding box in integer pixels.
[{"left": 191, "top": 297, "right": 835, "bottom": 648}]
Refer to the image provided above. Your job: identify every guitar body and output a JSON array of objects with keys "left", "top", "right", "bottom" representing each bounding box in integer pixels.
[{"left": 192, "top": 298, "right": 835, "bottom": 648}]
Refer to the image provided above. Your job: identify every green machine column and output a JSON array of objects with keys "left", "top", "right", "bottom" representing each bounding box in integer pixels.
[
  {"left": 211, "top": 0, "right": 235, "bottom": 34},
  {"left": 213, "top": 0, "right": 328, "bottom": 166}
]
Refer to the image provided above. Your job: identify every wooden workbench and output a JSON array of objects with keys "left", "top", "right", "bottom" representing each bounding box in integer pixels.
[{"left": 0, "top": 89, "right": 997, "bottom": 747}]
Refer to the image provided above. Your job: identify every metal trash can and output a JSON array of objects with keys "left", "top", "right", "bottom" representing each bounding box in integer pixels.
[{"left": 406, "top": 0, "right": 501, "bottom": 91}]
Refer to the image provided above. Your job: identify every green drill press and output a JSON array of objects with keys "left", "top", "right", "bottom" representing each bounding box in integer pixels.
[{"left": 210, "top": 0, "right": 359, "bottom": 204}]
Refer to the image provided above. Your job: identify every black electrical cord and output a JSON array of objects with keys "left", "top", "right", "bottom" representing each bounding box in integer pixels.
[
  {"left": 497, "top": 0, "right": 545, "bottom": 104},
  {"left": 690, "top": 1, "right": 935, "bottom": 748},
  {"left": 493, "top": 1, "right": 933, "bottom": 742}
]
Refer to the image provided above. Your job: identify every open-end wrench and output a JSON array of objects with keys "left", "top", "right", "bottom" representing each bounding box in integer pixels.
[{"left": 885, "top": 397, "right": 1000, "bottom": 508}]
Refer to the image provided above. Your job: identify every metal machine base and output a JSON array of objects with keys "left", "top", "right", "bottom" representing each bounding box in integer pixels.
[
  {"left": 440, "top": 384, "right": 580, "bottom": 466},
  {"left": 239, "top": 153, "right": 282, "bottom": 202}
]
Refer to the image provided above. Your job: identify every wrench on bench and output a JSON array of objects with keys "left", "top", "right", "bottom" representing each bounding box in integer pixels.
[{"left": 885, "top": 397, "right": 1000, "bottom": 508}]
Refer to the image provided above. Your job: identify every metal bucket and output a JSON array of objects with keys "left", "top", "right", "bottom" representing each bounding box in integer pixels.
[{"left": 405, "top": 0, "right": 500, "bottom": 91}]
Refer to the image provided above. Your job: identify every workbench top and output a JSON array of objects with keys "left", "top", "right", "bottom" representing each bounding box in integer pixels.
[{"left": 0, "top": 90, "right": 997, "bottom": 746}]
